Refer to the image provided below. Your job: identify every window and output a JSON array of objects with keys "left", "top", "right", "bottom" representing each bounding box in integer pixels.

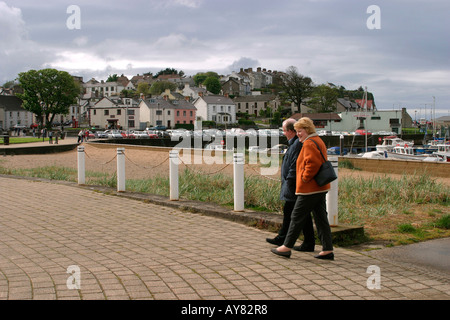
[
  {"left": 127, "top": 110, "right": 135, "bottom": 115},
  {"left": 104, "top": 110, "right": 109, "bottom": 116},
  {"left": 93, "top": 110, "right": 96, "bottom": 115},
  {"left": 128, "top": 120, "right": 135, "bottom": 128},
  {"left": 117, "top": 109, "right": 121, "bottom": 115},
  {"left": 183, "top": 111, "right": 186, "bottom": 116},
  {"left": 156, "top": 110, "right": 162, "bottom": 115},
  {"left": 190, "top": 111, "right": 193, "bottom": 116}
]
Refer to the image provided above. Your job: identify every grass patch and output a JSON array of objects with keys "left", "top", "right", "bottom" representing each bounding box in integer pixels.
[{"left": 0, "top": 137, "right": 50, "bottom": 144}]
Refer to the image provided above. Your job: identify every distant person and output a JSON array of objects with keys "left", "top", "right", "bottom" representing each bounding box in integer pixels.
[
  {"left": 48, "top": 131, "right": 53, "bottom": 144},
  {"left": 78, "top": 130, "right": 83, "bottom": 143},
  {"left": 271, "top": 117, "right": 334, "bottom": 260},
  {"left": 266, "top": 118, "right": 315, "bottom": 252}
]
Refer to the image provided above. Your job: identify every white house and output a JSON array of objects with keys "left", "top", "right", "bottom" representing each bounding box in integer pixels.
[
  {"left": 83, "top": 79, "right": 133, "bottom": 98},
  {"left": 193, "top": 95, "right": 236, "bottom": 125},
  {"left": 139, "top": 97, "right": 175, "bottom": 129},
  {"left": 89, "top": 97, "right": 139, "bottom": 130}
]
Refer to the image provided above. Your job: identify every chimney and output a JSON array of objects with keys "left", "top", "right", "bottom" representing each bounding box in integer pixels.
[{"left": 257, "top": 67, "right": 261, "bottom": 72}]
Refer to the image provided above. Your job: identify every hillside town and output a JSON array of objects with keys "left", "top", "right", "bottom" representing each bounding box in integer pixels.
[{"left": 1, "top": 67, "right": 449, "bottom": 136}]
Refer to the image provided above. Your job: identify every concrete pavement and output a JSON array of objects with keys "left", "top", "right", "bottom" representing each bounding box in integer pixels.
[{"left": 0, "top": 175, "right": 449, "bottom": 301}]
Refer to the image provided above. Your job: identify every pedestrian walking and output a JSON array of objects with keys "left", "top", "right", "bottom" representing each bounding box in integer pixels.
[
  {"left": 266, "top": 118, "right": 315, "bottom": 251},
  {"left": 271, "top": 117, "right": 334, "bottom": 260},
  {"left": 78, "top": 130, "right": 83, "bottom": 143}
]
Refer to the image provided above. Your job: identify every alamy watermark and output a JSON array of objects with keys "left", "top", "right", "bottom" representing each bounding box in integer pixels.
[
  {"left": 367, "top": 5, "right": 381, "bottom": 30},
  {"left": 366, "top": 265, "right": 381, "bottom": 289},
  {"left": 170, "top": 122, "right": 280, "bottom": 176},
  {"left": 66, "top": 265, "right": 81, "bottom": 290},
  {"left": 66, "top": 5, "right": 81, "bottom": 30}
]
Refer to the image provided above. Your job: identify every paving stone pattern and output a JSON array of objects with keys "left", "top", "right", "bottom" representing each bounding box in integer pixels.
[{"left": 0, "top": 176, "right": 449, "bottom": 300}]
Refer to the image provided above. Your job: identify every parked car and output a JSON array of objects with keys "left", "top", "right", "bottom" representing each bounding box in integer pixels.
[
  {"left": 146, "top": 125, "right": 167, "bottom": 131},
  {"left": 355, "top": 129, "right": 372, "bottom": 135},
  {"left": 131, "top": 131, "right": 150, "bottom": 139},
  {"left": 96, "top": 131, "right": 108, "bottom": 138},
  {"left": 106, "top": 130, "right": 123, "bottom": 139}
]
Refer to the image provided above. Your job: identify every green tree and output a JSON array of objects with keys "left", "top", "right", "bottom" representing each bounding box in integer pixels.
[
  {"left": 153, "top": 68, "right": 184, "bottom": 78},
  {"left": 149, "top": 81, "right": 177, "bottom": 95},
  {"left": 136, "top": 82, "right": 150, "bottom": 97},
  {"left": 16, "top": 69, "right": 78, "bottom": 129},
  {"left": 280, "top": 66, "right": 314, "bottom": 113},
  {"left": 106, "top": 74, "right": 119, "bottom": 82},
  {"left": 193, "top": 71, "right": 219, "bottom": 86},
  {"left": 309, "top": 84, "right": 339, "bottom": 113},
  {"left": 203, "top": 76, "right": 221, "bottom": 94}
]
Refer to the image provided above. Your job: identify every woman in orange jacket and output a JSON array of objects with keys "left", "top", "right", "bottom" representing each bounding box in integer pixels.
[{"left": 271, "top": 117, "right": 334, "bottom": 260}]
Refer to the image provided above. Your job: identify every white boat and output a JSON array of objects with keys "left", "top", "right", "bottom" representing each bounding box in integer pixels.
[
  {"left": 361, "top": 151, "right": 385, "bottom": 159},
  {"left": 432, "top": 142, "right": 450, "bottom": 162},
  {"left": 422, "top": 154, "right": 445, "bottom": 162},
  {"left": 376, "top": 135, "right": 414, "bottom": 153},
  {"left": 385, "top": 145, "right": 427, "bottom": 161}
]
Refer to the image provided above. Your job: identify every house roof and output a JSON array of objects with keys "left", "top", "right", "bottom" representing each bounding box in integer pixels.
[
  {"left": 233, "top": 94, "right": 276, "bottom": 102},
  {"left": 337, "top": 98, "right": 360, "bottom": 110},
  {"left": 142, "top": 97, "right": 196, "bottom": 110},
  {"left": 199, "top": 95, "right": 235, "bottom": 105},
  {"left": 0, "top": 96, "right": 24, "bottom": 111}
]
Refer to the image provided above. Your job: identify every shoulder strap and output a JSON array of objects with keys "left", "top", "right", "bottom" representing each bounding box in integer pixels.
[{"left": 308, "top": 138, "right": 326, "bottom": 161}]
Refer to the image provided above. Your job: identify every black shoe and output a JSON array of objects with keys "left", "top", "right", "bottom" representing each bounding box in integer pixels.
[
  {"left": 314, "top": 252, "right": 334, "bottom": 260},
  {"left": 271, "top": 248, "right": 291, "bottom": 258},
  {"left": 293, "top": 243, "right": 315, "bottom": 252},
  {"left": 266, "top": 237, "right": 284, "bottom": 246}
]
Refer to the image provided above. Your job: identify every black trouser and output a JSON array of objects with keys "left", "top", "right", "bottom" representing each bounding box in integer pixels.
[
  {"left": 284, "top": 192, "right": 333, "bottom": 251},
  {"left": 277, "top": 200, "right": 315, "bottom": 246}
]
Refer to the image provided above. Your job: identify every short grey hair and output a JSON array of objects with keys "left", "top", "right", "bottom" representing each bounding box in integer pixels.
[{"left": 283, "top": 118, "right": 297, "bottom": 132}]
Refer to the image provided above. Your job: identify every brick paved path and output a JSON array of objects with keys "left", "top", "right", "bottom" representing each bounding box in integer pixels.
[{"left": 0, "top": 176, "right": 449, "bottom": 300}]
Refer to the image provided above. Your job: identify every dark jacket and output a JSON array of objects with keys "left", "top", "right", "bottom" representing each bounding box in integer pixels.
[{"left": 280, "top": 135, "right": 302, "bottom": 201}]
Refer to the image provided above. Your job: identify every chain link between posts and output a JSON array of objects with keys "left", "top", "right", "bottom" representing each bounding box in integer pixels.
[{"left": 83, "top": 147, "right": 281, "bottom": 181}]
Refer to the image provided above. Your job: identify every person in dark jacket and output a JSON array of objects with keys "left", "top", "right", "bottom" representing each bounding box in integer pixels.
[{"left": 266, "top": 118, "right": 315, "bottom": 251}]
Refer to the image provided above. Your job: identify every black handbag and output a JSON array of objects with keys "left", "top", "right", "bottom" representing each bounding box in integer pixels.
[{"left": 310, "top": 139, "right": 337, "bottom": 186}]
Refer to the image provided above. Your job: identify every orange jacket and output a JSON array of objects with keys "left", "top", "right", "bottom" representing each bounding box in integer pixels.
[{"left": 295, "top": 134, "right": 331, "bottom": 195}]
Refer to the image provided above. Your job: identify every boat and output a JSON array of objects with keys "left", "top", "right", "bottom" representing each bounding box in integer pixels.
[
  {"left": 385, "top": 145, "right": 427, "bottom": 161},
  {"left": 376, "top": 135, "right": 414, "bottom": 153},
  {"left": 422, "top": 154, "right": 445, "bottom": 162},
  {"left": 432, "top": 142, "right": 450, "bottom": 162},
  {"left": 361, "top": 151, "right": 385, "bottom": 159}
]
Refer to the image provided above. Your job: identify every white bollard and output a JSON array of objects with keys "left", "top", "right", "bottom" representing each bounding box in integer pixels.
[
  {"left": 169, "top": 150, "right": 179, "bottom": 201},
  {"left": 327, "top": 156, "right": 339, "bottom": 226},
  {"left": 77, "top": 146, "right": 85, "bottom": 185},
  {"left": 117, "top": 148, "right": 126, "bottom": 192},
  {"left": 233, "top": 153, "right": 244, "bottom": 212}
]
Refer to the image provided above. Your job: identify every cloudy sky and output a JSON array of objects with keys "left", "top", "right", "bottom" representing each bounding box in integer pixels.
[{"left": 1, "top": 0, "right": 449, "bottom": 118}]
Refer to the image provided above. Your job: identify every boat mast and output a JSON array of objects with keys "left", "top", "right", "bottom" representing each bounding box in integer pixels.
[{"left": 364, "top": 86, "right": 368, "bottom": 152}]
